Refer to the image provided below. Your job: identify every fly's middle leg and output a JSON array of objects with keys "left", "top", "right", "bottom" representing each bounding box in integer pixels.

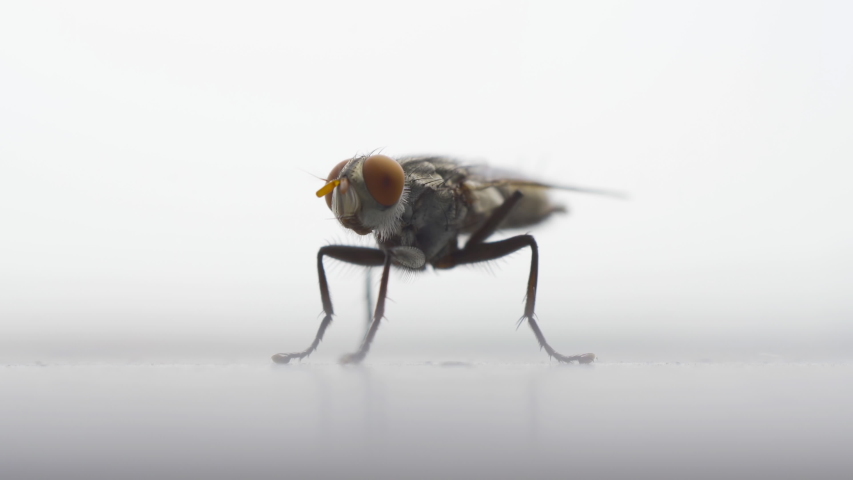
[
  {"left": 464, "top": 190, "right": 523, "bottom": 248},
  {"left": 272, "top": 246, "right": 385, "bottom": 364},
  {"left": 435, "top": 191, "right": 595, "bottom": 364}
]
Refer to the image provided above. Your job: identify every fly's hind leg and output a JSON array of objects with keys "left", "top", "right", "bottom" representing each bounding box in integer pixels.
[
  {"left": 435, "top": 191, "right": 595, "bottom": 364},
  {"left": 272, "top": 246, "right": 385, "bottom": 364}
]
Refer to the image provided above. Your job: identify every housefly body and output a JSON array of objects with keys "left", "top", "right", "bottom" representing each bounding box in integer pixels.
[{"left": 273, "top": 154, "right": 619, "bottom": 365}]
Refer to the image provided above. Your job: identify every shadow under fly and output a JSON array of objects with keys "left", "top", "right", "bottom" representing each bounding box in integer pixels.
[{"left": 274, "top": 154, "right": 622, "bottom": 365}]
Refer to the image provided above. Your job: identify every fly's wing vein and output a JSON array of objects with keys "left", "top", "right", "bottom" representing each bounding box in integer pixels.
[{"left": 465, "top": 179, "right": 625, "bottom": 199}]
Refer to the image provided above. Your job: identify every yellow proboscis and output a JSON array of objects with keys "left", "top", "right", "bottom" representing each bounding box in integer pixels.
[{"left": 315, "top": 179, "right": 340, "bottom": 198}]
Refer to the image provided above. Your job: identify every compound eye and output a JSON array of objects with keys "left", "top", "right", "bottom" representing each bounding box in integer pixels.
[
  {"left": 363, "top": 155, "right": 404, "bottom": 207},
  {"left": 324, "top": 159, "right": 350, "bottom": 209}
]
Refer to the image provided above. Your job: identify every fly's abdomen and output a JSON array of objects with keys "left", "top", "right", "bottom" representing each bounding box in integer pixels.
[{"left": 465, "top": 184, "right": 566, "bottom": 231}]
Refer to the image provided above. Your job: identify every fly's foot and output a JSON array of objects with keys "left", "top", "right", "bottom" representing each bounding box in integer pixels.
[
  {"left": 339, "top": 351, "right": 366, "bottom": 365},
  {"left": 525, "top": 318, "right": 596, "bottom": 364},
  {"left": 553, "top": 352, "right": 596, "bottom": 364},
  {"left": 272, "top": 352, "right": 304, "bottom": 364}
]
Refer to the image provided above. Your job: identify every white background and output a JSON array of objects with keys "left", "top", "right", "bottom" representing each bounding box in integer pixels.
[
  {"left": 3, "top": 3, "right": 853, "bottom": 479},
  {"left": 1, "top": 1, "right": 851, "bottom": 363}
]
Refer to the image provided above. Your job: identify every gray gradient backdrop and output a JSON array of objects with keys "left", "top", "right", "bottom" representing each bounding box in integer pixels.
[{"left": 2, "top": 1, "right": 852, "bottom": 478}]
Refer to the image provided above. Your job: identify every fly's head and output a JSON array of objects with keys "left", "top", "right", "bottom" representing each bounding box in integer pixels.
[{"left": 316, "top": 154, "right": 407, "bottom": 239}]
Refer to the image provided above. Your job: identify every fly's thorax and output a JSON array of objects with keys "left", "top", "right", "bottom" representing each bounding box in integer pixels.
[{"left": 324, "top": 155, "right": 408, "bottom": 240}]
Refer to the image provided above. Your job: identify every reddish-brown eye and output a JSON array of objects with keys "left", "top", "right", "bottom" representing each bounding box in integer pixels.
[
  {"left": 363, "top": 155, "right": 404, "bottom": 207},
  {"left": 324, "top": 159, "right": 349, "bottom": 209}
]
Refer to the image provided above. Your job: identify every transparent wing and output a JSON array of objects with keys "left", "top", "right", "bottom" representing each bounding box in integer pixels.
[{"left": 463, "top": 164, "right": 626, "bottom": 199}]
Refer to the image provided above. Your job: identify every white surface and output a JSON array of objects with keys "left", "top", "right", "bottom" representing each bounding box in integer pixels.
[{"left": 3, "top": 361, "right": 852, "bottom": 479}]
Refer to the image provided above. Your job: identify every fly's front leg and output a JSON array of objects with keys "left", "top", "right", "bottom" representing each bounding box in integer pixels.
[
  {"left": 340, "top": 253, "right": 392, "bottom": 365},
  {"left": 272, "top": 246, "right": 385, "bottom": 364}
]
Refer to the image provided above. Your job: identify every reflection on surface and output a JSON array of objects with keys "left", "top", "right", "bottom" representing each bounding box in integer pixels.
[{"left": 2, "top": 362, "right": 852, "bottom": 479}]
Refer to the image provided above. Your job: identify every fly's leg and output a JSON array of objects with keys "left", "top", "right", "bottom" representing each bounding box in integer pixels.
[
  {"left": 364, "top": 268, "right": 374, "bottom": 332},
  {"left": 272, "top": 246, "right": 385, "bottom": 364},
  {"left": 436, "top": 191, "right": 595, "bottom": 364},
  {"left": 465, "top": 190, "right": 523, "bottom": 247},
  {"left": 340, "top": 254, "right": 392, "bottom": 365}
]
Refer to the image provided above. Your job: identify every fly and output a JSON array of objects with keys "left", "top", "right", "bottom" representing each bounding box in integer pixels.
[{"left": 273, "top": 154, "right": 621, "bottom": 365}]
